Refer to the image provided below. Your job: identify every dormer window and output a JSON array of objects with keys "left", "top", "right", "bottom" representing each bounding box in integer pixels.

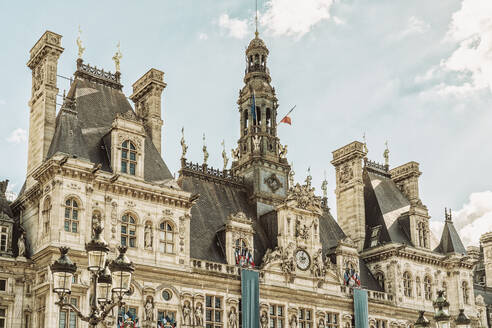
[
  {"left": 0, "top": 227, "right": 7, "bottom": 252},
  {"left": 121, "top": 141, "right": 137, "bottom": 175}
]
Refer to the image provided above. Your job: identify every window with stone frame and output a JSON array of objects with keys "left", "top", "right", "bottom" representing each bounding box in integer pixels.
[
  {"left": 417, "top": 222, "right": 428, "bottom": 248},
  {"left": 58, "top": 297, "right": 79, "bottom": 328},
  {"left": 269, "top": 304, "right": 284, "bottom": 328},
  {"left": 121, "top": 213, "right": 137, "bottom": 248},
  {"left": 403, "top": 272, "right": 412, "bottom": 297},
  {"left": 375, "top": 272, "right": 385, "bottom": 292},
  {"left": 0, "top": 279, "right": 6, "bottom": 292},
  {"left": 64, "top": 198, "right": 79, "bottom": 233},
  {"left": 325, "top": 312, "right": 339, "bottom": 328},
  {"left": 157, "top": 309, "right": 176, "bottom": 326},
  {"left": 0, "top": 227, "right": 7, "bottom": 252},
  {"left": 121, "top": 140, "right": 137, "bottom": 175},
  {"left": 234, "top": 238, "right": 252, "bottom": 266},
  {"left": 159, "top": 221, "right": 174, "bottom": 254},
  {"left": 0, "top": 308, "right": 5, "bottom": 328},
  {"left": 37, "top": 295, "right": 46, "bottom": 328},
  {"left": 298, "top": 308, "right": 312, "bottom": 328},
  {"left": 118, "top": 306, "right": 138, "bottom": 324},
  {"left": 462, "top": 281, "right": 470, "bottom": 305},
  {"left": 205, "top": 295, "right": 223, "bottom": 328},
  {"left": 424, "top": 276, "right": 432, "bottom": 301},
  {"left": 42, "top": 196, "right": 51, "bottom": 235}
]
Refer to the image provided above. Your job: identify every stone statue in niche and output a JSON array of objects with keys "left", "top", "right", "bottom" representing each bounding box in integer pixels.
[
  {"left": 182, "top": 301, "right": 192, "bottom": 326},
  {"left": 260, "top": 311, "right": 268, "bottom": 328},
  {"left": 144, "top": 297, "right": 154, "bottom": 321},
  {"left": 194, "top": 302, "right": 203, "bottom": 326},
  {"left": 144, "top": 224, "right": 153, "bottom": 249},
  {"left": 228, "top": 307, "right": 238, "bottom": 328},
  {"left": 318, "top": 318, "right": 326, "bottom": 328},
  {"left": 289, "top": 314, "right": 298, "bottom": 328},
  {"left": 18, "top": 232, "right": 26, "bottom": 257},
  {"left": 311, "top": 249, "right": 326, "bottom": 279}
]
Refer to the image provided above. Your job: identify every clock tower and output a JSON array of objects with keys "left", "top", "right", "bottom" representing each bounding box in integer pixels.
[{"left": 231, "top": 31, "right": 291, "bottom": 216}]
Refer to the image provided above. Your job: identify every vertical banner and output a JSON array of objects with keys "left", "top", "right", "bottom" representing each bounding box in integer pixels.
[
  {"left": 354, "top": 289, "right": 369, "bottom": 328},
  {"left": 241, "top": 269, "right": 260, "bottom": 328}
]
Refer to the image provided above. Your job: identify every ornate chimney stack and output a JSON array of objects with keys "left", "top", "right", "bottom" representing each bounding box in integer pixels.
[
  {"left": 389, "top": 161, "right": 422, "bottom": 206},
  {"left": 26, "top": 31, "right": 63, "bottom": 185},
  {"left": 331, "top": 141, "right": 367, "bottom": 251},
  {"left": 480, "top": 232, "right": 492, "bottom": 288},
  {"left": 130, "top": 69, "right": 167, "bottom": 154}
]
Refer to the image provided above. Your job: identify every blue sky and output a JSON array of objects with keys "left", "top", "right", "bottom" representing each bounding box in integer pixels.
[{"left": 1, "top": 0, "right": 491, "bottom": 245}]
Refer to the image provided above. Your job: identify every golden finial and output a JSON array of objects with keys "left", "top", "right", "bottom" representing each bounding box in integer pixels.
[
  {"left": 180, "top": 127, "right": 188, "bottom": 159},
  {"left": 76, "top": 25, "right": 85, "bottom": 59},
  {"left": 221, "top": 140, "right": 229, "bottom": 170},
  {"left": 112, "top": 41, "right": 122, "bottom": 72},
  {"left": 383, "top": 141, "right": 389, "bottom": 166}
]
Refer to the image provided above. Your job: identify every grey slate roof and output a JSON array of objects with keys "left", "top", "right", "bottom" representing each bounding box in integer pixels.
[
  {"left": 363, "top": 170, "right": 412, "bottom": 249},
  {"left": 47, "top": 77, "right": 173, "bottom": 182},
  {"left": 434, "top": 219, "right": 467, "bottom": 255}
]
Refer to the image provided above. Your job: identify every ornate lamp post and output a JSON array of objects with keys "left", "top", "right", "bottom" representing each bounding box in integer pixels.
[
  {"left": 455, "top": 309, "right": 471, "bottom": 328},
  {"left": 433, "top": 290, "right": 451, "bottom": 328},
  {"left": 415, "top": 311, "right": 430, "bottom": 328},
  {"left": 50, "top": 226, "right": 135, "bottom": 328}
]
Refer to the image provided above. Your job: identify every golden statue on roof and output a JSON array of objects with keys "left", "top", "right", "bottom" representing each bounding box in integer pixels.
[
  {"left": 112, "top": 41, "right": 122, "bottom": 72},
  {"left": 76, "top": 25, "right": 85, "bottom": 59}
]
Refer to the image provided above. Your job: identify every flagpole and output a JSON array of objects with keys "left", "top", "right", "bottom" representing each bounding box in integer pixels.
[{"left": 278, "top": 105, "right": 296, "bottom": 124}]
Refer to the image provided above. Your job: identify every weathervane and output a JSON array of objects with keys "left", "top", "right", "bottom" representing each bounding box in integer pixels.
[
  {"left": 202, "top": 134, "right": 209, "bottom": 165},
  {"left": 221, "top": 140, "right": 229, "bottom": 170},
  {"left": 255, "top": 0, "right": 259, "bottom": 37},
  {"left": 76, "top": 25, "right": 85, "bottom": 59},
  {"left": 112, "top": 41, "right": 122, "bottom": 72}
]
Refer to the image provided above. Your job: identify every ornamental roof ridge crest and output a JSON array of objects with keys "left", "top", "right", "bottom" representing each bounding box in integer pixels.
[
  {"left": 285, "top": 182, "right": 322, "bottom": 212},
  {"left": 74, "top": 58, "right": 122, "bottom": 90}
]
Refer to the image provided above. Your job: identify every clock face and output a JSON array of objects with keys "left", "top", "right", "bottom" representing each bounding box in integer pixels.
[{"left": 295, "top": 250, "right": 310, "bottom": 270}]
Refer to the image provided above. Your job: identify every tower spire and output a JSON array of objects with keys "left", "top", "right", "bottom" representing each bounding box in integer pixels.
[{"left": 255, "top": 0, "right": 259, "bottom": 37}]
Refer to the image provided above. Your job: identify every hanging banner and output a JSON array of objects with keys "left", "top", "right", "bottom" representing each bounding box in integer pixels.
[
  {"left": 354, "top": 288, "right": 369, "bottom": 328},
  {"left": 241, "top": 269, "right": 260, "bottom": 328}
]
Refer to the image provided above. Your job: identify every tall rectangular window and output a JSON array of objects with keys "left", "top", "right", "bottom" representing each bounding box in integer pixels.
[
  {"left": 205, "top": 295, "right": 223, "bottom": 328},
  {"left": 326, "top": 312, "right": 339, "bottom": 328},
  {"left": 269, "top": 305, "right": 284, "bottom": 328},
  {"left": 0, "top": 227, "right": 7, "bottom": 252},
  {"left": 298, "top": 309, "right": 312, "bottom": 328},
  {"left": 0, "top": 280, "right": 6, "bottom": 292},
  {"left": 59, "top": 297, "right": 78, "bottom": 328},
  {"left": 157, "top": 310, "right": 176, "bottom": 326},
  {"left": 0, "top": 309, "right": 6, "bottom": 328}
]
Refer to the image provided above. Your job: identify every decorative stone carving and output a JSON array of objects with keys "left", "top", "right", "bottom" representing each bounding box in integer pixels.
[
  {"left": 318, "top": 318, "right": 326, "bottom": 328},
  {"left": 144, "top": 223, "right": 153, "bottom": 249},
  {"left": 279, "top": 143, "right": 288, "bottom": 159},
  {"left": 260, "top": 310, "right": 268, "bottom": 328},
  {"left": 17, "top": 232, "right": 26, "bottom": 258},
  {"left": 202, "top": 134, "right": 209, "bottom": 164},
  {"left": 264, "top": 173, "right": 283, "bottom": 192},
  {"left": 228, "top": 307, "right": 238, "bottom": 328},
  {"left": 194, "top": 302, "right": 203, "bottom": 326},
  {"left": 231, "top": 147, "right": 240, "bottom": 161},
  {"left": 289, "top": 166, "right": 295, "bottom": 187},
  {"left": 285, "top": 183, "right": 322, "bottom": 212},
  {"left": 221, "top": 140, "right": 229, "bottom": 170},
  {"left": 144, "top": 296, "right": 154, "bottom": 321},
  {"left": 295, "top": 217, "right": 312, "bottom": 240},
  {"left": 339, "top": 163, "right": 353, "bottom": 184},
  {"left": 112, "top": 42, "right": 122, "bottom": 72},
  {"left": 289, "top": 314, "right": 298, "bottom": 328},
  {"left": 181, "top": 127, "right": 188, "bottom": 159},
  {"left": 252, "top": 135, "right": 261, "bottom": 152},
  {"left": 182, "top": 300, "right": 192, "bottom": 326},
  {"left": 311, "top": 249, "right": 326, "bottom": 279}
]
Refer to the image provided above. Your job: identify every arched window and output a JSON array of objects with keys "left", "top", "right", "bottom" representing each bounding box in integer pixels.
[
  {"left": 416, "top": 277, "right": 421, "bottom": 297},
  {"left": 462, "top": 281, "right": 469, "bottom": 305},
  {"left": 424, "top": 276, "right": 432, "bottom": 300},
  {"left": 159, "top": 221, "right": 174, "bottom": 254},
  {"left": 266, "top": 108, "right": 271, "bottom": 130},
  {"left": 121, "top": 141, "right": 137, "bottom": 175},
  {"left": 64, "top": 198, "right": 79, "bottom": 233},
  {"left": 121, "top": 213, "right": 137, "bottom": 248},
  {"left": 234, "top": 238, "right": 250, "bottom": 265},
  {"left": 375, "top": 272, "right": 385, "bottom": 291},
  {"left": 42, "top": 197, "right": 51, "bottom": 235},
  {"left": 403, "top": 272, "right": 412, "bottom": 297}
]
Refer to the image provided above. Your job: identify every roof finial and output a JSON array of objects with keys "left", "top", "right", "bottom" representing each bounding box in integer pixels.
[
  {"left": 221, "top": 140, "right": 229, "bottom": 170},
  {"left": 383, "top": 140, "right": 389, "bottom": 166},
  {"left": 180, "top": 127, "right": 188, "bottom": 159},
  {"left": 76, "top": 25, "right": 85, "bottom": 59},
  {"left": 255, "top": 0, "right": 259, "bottom": 37},
  {"left": 445, "top": 207, "right": 452, "bottom": 222},
  {"left": 112, "top": 41, "right": 122, "bottom": 72},
  {"left": 202, "top": 133, "right": 209, "bottom": 165},
  {"left": 289, "top": 162, "right": 295, "bottom": 188},
  {"left": 305, "top": 167, "right": 312, "bottom": 188},
  {"left": 362, "top": 132, "right": 368, "bottom": 154},
  {"left": 321, "top": 170, "right": 328, "bottom": 198}
]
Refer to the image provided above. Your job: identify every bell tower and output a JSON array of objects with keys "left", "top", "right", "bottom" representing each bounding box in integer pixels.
[{"left": 231, "top": 32, "right": 290, "bottom": 216}]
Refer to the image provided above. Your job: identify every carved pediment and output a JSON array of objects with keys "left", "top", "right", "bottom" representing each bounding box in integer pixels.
[{"left": 285, "top": 183, "right": 322, "bottom": 213}]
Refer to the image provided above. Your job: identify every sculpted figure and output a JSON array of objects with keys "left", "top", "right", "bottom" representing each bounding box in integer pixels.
[
  {"left": 279, "top": 143, "right": 288, "bottom": 159},
  {"left": 231, "top": 147, "right": 240, "bottom": 161},
  {"left": 144, "top": 224, "right": 152, "bottom": 248},
  {"left": 180, "top": 127, "right": 188, "bottom": 159},
  {"left": 194, "top": 303, "right": 203, "bottom": 326},
  {"left": 183, "top": 301, "right": 192, "bottom": 326},
  {"left": 260, "top": 311, "right": 268, "bottom": 328},
  {"left": 252, "top": 135, "right": 261, "bottom": 151},
  {"left": 290, "top": 315, "right": 298, "bottom": 328},
  {"left": 17, "top": 232, "right": 26, "bottom": 257},
  {"left": 144, "top": 297, "right": 154, "bottom": 321},
  {"left": 318, "top": 318, "right": 326, "bottom": 328},
  {"left": 228, "top": 307, "right": 238, "bottom": 328},
  {"left": 311, "top": 249, "right": 325, "bottom": 278}
]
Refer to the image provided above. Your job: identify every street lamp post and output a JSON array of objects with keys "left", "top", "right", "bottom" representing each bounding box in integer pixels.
[
  {"left": 455, "top": 309, "right": 471, "bottom": 328},
  {"left": 415, "top": 311, "right": 430, "bottom": 328},
  {"left": 433, "top": 290, "right": 451, "bottom": 328},
  {"left": 50, "top": 225, "right": 135, "bottom": 328}
]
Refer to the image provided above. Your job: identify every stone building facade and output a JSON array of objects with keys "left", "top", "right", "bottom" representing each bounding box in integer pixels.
[{"left": 1, "top": 29, "right": 491, "bottom": 328}]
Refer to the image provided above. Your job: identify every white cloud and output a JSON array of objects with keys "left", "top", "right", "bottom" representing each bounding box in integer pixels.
[
  {"left": 0, "top": 99, "right": 6, "bottom": 105},
  {"left": 430, "top": 191, "right": 492, "bottom": 247},
  {"left": 397, "top": 16, "right": 430, "bottom": 39},
  {"left": 218, "top": 14, "right": 249, "bottom": 39},
  {"left": 440, "top": 0, "right": 492, "bottom": 93},
  {"left": 198, "top": 32, "right": 208, "bottom": 40},
  {"left": 7, "top": 128, "right": 27, "bottom": 143},
  {"left": 260, "top": 0, "right": 336, "bottom": 38},
  {"left": 333, "top": 16, "right": 345, "bottom": 26}
]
